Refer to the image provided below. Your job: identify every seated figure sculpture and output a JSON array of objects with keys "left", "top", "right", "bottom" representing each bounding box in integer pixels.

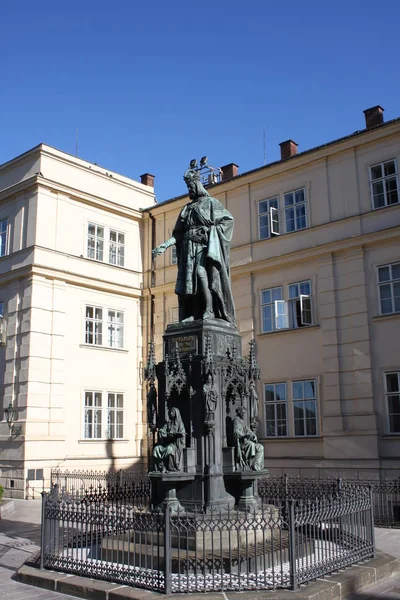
[
  {"left": 233, "top": 406, "right": 264, "bottom": 471},
  {"left": 152, "top": 407, "right": 186, "bottom": 472}
]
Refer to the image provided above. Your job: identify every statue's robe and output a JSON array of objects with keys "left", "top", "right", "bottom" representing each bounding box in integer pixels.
[{"left": 173, "top": 194, "right": 236, "bottom": 325}]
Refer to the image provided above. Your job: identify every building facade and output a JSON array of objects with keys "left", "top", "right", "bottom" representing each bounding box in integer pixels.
[
  {"left": 0, "top": 145, "right": 155, "bottom": 497},
  {"left": 143, "top": 106, "right": 400, "bottom": 480}
]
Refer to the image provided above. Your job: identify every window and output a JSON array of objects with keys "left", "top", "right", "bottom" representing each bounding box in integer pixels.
[
  {"left": 378, "top": 263, "right": 400, "bottom": 315},
  {"left": 385, "top": 372, "right": 400, "bottom": 434},
  {"left": 265, "top": 383, "right": 287, "bottom": 437},
  {"left": 107, "top": 310, "right": 124, "bottom": 348},
  {"left": 84, "top": 391, "right": 102, "bottom": 439},
  {"left": 258, "top": 197, "right": 279, "bottom": 240},
  {"left": 293, "top": 380, "right": 317, "bottom": 436},
  {"left": 85, "top": 306, "right": 124, "bottom": 349},
  {"left": 170, "top": 307, "right": 179, "bottom": 323},
  {"left": 109, "top": 230, "right": 125, "bottom": 266},
  {"left": 288, "top": 280, "right": 313, "bottom": 327},
  {"left": 107, "top": 393, "right": 124, "bottom": 439},
  {"left": 84, "top": 390, "right": 124, "bottom": 439},
  {"left": 284, "top": 188, "right": 307, "bottom": 232},
  {"left": 85, "top": 306, "right": 103, "bottom": 345},
  {"left": 87, "top": 224, "right": 104, "bottom": 261},
  {"left": 87, "top": 223, "right": 126, "bottom": 266},
  {"left": 370, "top": 160, "right": 398, "bottom": 209},
  {"left": 171, "top": 245, "right": 177, "bottom": 265},
  {"left": 260, "top": 280, "right": 313, "bottom": 333},
  {"left": 261, "top": 287, "right": 284, "bottom": 332},
  {"left": 0, "top": 219, "right": 8, "bottom": 256}
]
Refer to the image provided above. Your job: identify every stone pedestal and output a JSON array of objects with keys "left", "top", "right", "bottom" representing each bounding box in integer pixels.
[{"left": 147, "top": 318, "right": 265, "bottom": 513}]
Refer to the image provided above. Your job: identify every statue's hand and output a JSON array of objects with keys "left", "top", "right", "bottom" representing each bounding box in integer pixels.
[{"left": 152, "top": 243, "right": 168, "bottom": 259}]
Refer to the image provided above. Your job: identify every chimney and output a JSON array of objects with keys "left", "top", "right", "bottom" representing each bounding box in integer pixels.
[
  {"left": 363, "top": 105, "right": 384, "bottom": 129},
  {"left": 221, "top": 163, "right": 239, "bottom": 182},
  {"left": 140, "top": 173, "right": 155, "bottom": 187},
  {"left": 279, "top": 140, "right": 298, "bottom": 160}
]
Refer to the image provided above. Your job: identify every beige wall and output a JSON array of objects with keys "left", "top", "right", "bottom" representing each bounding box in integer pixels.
[
  {"left": 144, "top": 121, "right": 400, "bottom": 479},
  {"left": 0, "top": 145, "right": 155, "bottom": 497}
]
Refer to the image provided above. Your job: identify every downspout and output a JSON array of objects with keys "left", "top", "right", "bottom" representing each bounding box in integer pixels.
[{"left": 149, "top": 211, "right": 156, "bottom": 340}]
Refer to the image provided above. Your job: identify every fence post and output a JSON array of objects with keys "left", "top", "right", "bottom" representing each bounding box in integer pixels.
[
  {"left": 164, "top": 504, "right": 171, "bottom": 595},
  {"left": 40, "top": 491, "right": 47, "bottom": 570},
  {"left": 288, "top": 499, "right": 298, "bottom": 590},
  {"left": 369, "top": 485, "right": 376, "bottom": 558}
]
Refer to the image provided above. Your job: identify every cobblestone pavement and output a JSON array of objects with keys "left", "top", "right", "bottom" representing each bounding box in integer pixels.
[
  {"left": 1, "top": 499, "right": 400, "bottom": 599},
  {"left": 0, "top": 499, "right": 76, "bottom": 599}
]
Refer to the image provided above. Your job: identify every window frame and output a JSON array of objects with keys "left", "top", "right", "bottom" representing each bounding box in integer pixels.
[
  {"left": 84, "top": 390, "right": 103, "bottom": 439},
  {"left": 377, "top": 262, "right": 400, "bottom": 316},
  {"left": 109, "top": 229, "right": 125, "bottom": 267},
  {"left": 84, "top": 304, "right": 125, "bottom": 350},
  {"left": 258, "top": 197, "right": 279, "bottom": 240},
  {"left": 384, "top": 371, "right": 400, "bottom": 435},
  {"left": 86, "top": 222, "right": 126, "bottom": 267},
  {"left": 170, "top": 307, "right": 179, "bottom": 323},
  {"left": 369, "top": 159, "right": 399, "bottom": 210},
  {"left": 0, "top": 218, "right": 9, "bottom": 258},
  {"left": 292, "top": 379, "right": 318, "bottom": 437},
  {"left": 264, "top": 382, "right": 288, "bottom": 438},
  {"left": 260, "top": 280, "right": 314, "bottom": 333},
  {"left": 283, "top": 187, "right": 307, "bottom": 233},
  {"left": 260, "top": 286, "right": 283, "bottom": 333},
  {"left": 83, "top": 390, "right": 125, "bottom": 440}
]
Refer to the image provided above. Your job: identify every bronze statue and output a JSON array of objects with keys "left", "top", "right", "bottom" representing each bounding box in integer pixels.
[
  {"left": 152, "top": 407, "right": 186, "bottom": 472},
  {"left": 233, "top": 406, "right": 264, "bottom": 471},
  {"left": 249, "top": 380, "right": 259, "bottom": 423},
  {"left": 203, "top": 372, "right": 218, "bottom": 412},
  {"left": 152, "top": 162, "right": 236, "bottom": 325}
]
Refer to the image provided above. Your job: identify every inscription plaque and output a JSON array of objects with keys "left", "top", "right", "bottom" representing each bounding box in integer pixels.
[{"left": 168, "top": 335, "right": 197, "bottom": 357}]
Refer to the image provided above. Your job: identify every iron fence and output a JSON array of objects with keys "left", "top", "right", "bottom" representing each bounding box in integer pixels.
[
  {"left": 50, "top": 469, "right": 151, "bottom": 506},
  {"left": 41, "top": 481, "right": 374, "bottom": 593},
  {"left": 50, "top": 470, "right": 400, "bottom": 528}
]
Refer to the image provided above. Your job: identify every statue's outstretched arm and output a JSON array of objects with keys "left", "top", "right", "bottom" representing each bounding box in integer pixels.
[{"left": 152, "top": 236, "right": 176, "bottom": 260}]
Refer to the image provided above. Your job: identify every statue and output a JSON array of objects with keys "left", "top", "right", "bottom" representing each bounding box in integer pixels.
[
  {"left": 152, "top": 161, "right": 236, "bottom": 325},
  {"left": 249, "top": 380, "right": 259, "bottom": 423},
  {"left": 152, "top": 407, "right": 186, "bottom": 472},
  {"left": 203, "top": 372, "right": 218, "bottom": 412},
  {"left": 233, "top": 406, "right": 264, "bottom": 471}
]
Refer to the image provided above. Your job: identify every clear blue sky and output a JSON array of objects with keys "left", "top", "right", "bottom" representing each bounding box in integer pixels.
[{"left": 2, "top": 0, "right": 399, "bottom": 202}]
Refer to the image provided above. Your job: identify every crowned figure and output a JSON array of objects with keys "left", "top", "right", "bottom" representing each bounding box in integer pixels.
[{"left": 152, "top": 162, "right": 236, "bottom": 325}]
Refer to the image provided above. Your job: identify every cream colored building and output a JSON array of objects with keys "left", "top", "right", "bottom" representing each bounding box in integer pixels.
[
  {"left": 0, "top": 144, "right": 156, "bottom": 497},
  {"left": 143, "top": 106, "right": 400, "bottom": 480}
]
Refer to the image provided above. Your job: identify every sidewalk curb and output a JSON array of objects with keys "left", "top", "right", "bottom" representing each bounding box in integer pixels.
[
  {"left": 0, "top": 499, "right": 15, "bottom": 519},
  {"left": 14, "top": 551, "right": 400, "bottom": 600}
]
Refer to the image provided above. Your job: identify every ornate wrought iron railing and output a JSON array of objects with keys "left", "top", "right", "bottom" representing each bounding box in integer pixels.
[
  {"left": 40, "top": 481, "right": 374, "bottom": 593},
  {"left": 50, "top": 470, "right": 400, "bottom": 527}
]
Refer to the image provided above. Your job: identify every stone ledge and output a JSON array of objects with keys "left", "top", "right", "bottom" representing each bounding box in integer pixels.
[
  {"left": 0, "top": 498, "right": 15, "bottom": 518},
  {"left": 14, "top": 551, "right": 400, "bottom": 600}
]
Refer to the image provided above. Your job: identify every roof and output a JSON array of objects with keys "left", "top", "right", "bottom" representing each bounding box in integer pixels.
[{"left": 144, "top": 116, "right": 400, "bottom": 210}]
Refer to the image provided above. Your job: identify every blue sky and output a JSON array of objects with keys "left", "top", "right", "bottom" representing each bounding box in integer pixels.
[{"left": 1, "top": 1, "right": 399, "bottom": 202}]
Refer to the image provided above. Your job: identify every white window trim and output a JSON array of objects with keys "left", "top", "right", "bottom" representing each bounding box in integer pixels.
[
  {"left": 292, "top": 379, "right": 318, "bottom": 438},
  {"left": 85, "top": 221, "right": 126, "bottom": 267},
  {"left": 283, "top": 187, "right": 308, "bottom": 233},
  {"left": 0, "top": 218, "right": 10, "bottom": 258},
  {"left": 260, "top": 280, "right": 314, "bottom": 334},
  {"left": 369, "top": 159, "right": 399, "bottom": 210},
  {"left": 83, "top": 304, "right": 125, "bottom": 350},
  {"left": 377, "top": 262, "right": 400, "bottom": 316},
  {"left": 264, "top": 382, "right": 288, "bottom": 438},
  {"left": 82, "top": 389, "right": 125, "bottom": 440},
  {"left": 170, "top": 307, "right": 179, "bottom": 324},
  {"left": 258, "top": 197, "right": 280, "bottom": 241},
  {"left": 262, "top": 378, "right": 319, "bottom": 438},
  {"left": 384, "top": 371, "right": 400, "bottom": 435}
]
